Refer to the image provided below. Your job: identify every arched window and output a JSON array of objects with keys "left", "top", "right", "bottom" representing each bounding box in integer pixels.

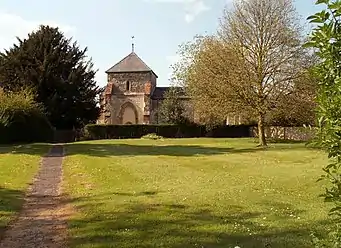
[{"left": 126, "top": 81, "right": 131, "bottom": 91}]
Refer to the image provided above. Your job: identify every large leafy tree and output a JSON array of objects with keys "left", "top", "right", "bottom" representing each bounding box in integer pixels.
[
  {"left": 306, "top": 0, "right": 341, "bottom": 245},
  {"left": 0, "top": 25, "right": 101, "bottom": 129},
  {"left": 172, "top": 0, "right": 308, "bottom": 146}
]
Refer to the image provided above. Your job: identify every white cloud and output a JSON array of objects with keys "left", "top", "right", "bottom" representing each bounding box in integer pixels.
[
  {"left": 184, "top": 0, "right": 210, "bottom": 23},
  {"left": 145, "top": 0, "right": 210, "bottom": 23},
  {"left": 0, "top": 11, "right": 75, "bottom": 52}
]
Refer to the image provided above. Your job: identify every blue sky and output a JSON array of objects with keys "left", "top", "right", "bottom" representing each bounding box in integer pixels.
[{"left": 0, "top": 0, "right": 321, "bottom": 87}]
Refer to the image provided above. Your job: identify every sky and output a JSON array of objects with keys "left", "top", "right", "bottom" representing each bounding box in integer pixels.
[{"left": 0, "top": 0, "right": 322, "bottom": 87}]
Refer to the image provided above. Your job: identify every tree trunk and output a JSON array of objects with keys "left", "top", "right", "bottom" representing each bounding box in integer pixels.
[{"left": 258, "top": 113, "right": 267, "bottom": 147}]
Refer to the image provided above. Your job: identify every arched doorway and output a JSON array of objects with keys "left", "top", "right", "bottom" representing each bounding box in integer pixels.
[{"left": 118, "top": 102, "right": 139, "bottom": 124}]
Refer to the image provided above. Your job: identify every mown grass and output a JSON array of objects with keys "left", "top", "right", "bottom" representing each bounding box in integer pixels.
[
  {"left": 0, "top": 144, "right": 50, "bottom": 233},
  {"left": 63, "top": 138, "right": 332, "bottom": 248}
]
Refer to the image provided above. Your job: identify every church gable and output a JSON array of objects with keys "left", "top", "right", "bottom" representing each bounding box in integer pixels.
[{"left": 105, "top": 52, "right": 158, "bottom": 78}]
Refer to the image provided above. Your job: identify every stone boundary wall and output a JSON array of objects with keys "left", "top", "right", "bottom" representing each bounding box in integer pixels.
[{"left": 251, "top": 126, "right": 316, "bottom": 141}]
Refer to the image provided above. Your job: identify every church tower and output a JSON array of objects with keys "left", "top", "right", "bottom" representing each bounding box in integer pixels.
[{"left": 99, "top": 42, "right": 158, "bottom": 124}]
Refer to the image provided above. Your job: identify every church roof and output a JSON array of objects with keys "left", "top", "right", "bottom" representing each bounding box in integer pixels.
[
  {"left": 105, "top": 52, "right": 158, "bottom": 77},
  {"left": 152, "top": 87, "right": 188, "bottom": 99}
]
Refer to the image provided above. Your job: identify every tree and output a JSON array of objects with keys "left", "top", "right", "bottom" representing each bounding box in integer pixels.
[
  {"left": 172, "top": 36, "right": 258, "bottom": 127},
  {"left": 158, "top": 87, "right": 188, "bottom": 124},
  {"left": 0, "top": 89, "right": 53, "bottom": 143},
  {"left": 266, "top": 69, "right": 318, "bottom": 126},
  {"left": 172, "top": 0, "right": 307, "bottom": 146},
  {"left": 0, "top": 25, "right": 101, "bottom": 129},
  {"left": 306, "top": 0, "right": 341, "bottom": 245}
]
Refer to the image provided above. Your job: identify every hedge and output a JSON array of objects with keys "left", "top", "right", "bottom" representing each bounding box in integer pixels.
[
  {"left": 83, "top": 124, "right": 255, "bottom": 140},
  {"left": 0, "top": 112, "right": 54, "bottom": 144}
]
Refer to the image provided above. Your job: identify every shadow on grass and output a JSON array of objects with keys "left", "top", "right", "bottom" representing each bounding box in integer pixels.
[
  {"left": 0, "top": 188, "right": 332, "bottom": 247},
  {"left": 64, "top": 192, "right": 331, "bottom": 248},
  {"left": 267, "top": 139, "right": 307, "bottom": 144},
  {"left": 64, "top": 143, "right": 259, "bottom": 157},
  {"left": 112, "top": 191, "right": 160, "bottom": 197},
  {"left": 0, "top": 142, "right": 255, "bottom": 157},
  {"left": 0, "top": 187, "right": 25, "bottom": 235},
  {"left": 0, "top": 143, "right": 52, "bottom": 155},
  {"left": 63, "top": 142, "right": 316, "bottom": 157},
  {"left": 0, "top": 140, "right": 318, "bottom": 157}
]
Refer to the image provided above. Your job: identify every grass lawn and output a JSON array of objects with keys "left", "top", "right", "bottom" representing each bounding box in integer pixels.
[
  {"left": 63, "top": 138, "right": 332, "bottom": 248},
  {"left": 0, "top": 144, "right": 50, "bottom": 233}
]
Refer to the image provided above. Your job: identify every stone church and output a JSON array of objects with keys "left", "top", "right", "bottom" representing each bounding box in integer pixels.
[{"left": 98, "top": 48, "right": 194, "bottom": 125}]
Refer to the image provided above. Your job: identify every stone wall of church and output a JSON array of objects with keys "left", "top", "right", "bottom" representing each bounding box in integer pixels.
[
  {"left": 105, "top": 71, "right": 155, "bottom": 124},
  {"left": 107, "top": 94, "right": 145, "bottom": 124},
  {"left": 150, "top": 74, "right": 157, "bottom": 90},
  {"left": 108, "top": 72, "right": 155, "bottom": 93},
  {"left": 144, "top": 74, "right": 157, "bottom": 123},
  {"left": 150, "top": 99, "right": 161, "bottom": 124},
  {"left": 101, "top": 72, "right": 200, "bottom": 125}
]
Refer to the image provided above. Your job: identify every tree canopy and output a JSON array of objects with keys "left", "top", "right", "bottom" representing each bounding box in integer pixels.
[
  {"left": 158, "top": 87, "right": 189, "bottom": 124},
  {"left": 0, "top": 25, "right": 101, "bottom": 129},
  {"left": 0, "top": 89, "right": 53, "bottom": 143},
  {"left": 172, "top": 0, "right": 313, "bottom": 146},
  {"left": 306, "top": 0, "right": 341, "bottom": 245}
]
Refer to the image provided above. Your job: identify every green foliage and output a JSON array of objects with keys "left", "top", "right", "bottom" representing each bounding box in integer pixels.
[
  {"left": 83, "top": 124, "right": 254, "bottom": 140},
  {"left": 141, "top": 133, "right": 164, "bottom": 140},
  {"left": 311, "top": 225, "right": 341, "bottom": 247},
  {"left": 266, "top": 70, "right": 318, "bottom": 126},
  {"left": 158, "top": 87, "right": 190, "bottom": 124},
  {"left": 0, "top": 89, "right": 53, "bottom": 143},
  {"left": 0, "top": 25, "right": 101, "bottom": 129},
  {"left": 266, "top": 98, "right": 316, "bottom": 126},
  {"left": 306, "top": 0, "right": 341, "bottom": 245}
]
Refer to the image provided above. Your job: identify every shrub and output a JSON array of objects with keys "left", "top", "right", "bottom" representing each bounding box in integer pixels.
[
  {"left": 206, "top": 125, "right": 253, "bottom": 138},
  {"left": 141, "top": 133, "right": 164, "bottom": 140},
  {"left": 306, "top": 0, "right": 341, "bottom": 246},
  {"left": 0, "top": 89, "right": 54, "bottom": 143},
  {"left": 83, "top": 123, "right": 255, "bottom": 140}
]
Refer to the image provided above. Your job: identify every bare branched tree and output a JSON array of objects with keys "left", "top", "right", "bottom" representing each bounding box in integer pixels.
[{"left": 172, "top": 0, "right": 309, "bottom": 146}]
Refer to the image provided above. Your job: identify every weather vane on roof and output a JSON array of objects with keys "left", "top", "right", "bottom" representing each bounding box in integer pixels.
[{"left": 131, "top": 36, "right": 135, "bottom": 53}]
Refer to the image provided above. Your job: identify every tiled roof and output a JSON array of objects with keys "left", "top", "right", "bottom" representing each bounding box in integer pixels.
[
  {"left": 152, "top": 87, "right": 187, "bottom": 99},
  {"left": 152, "top": 87, "right": 167, "bottom": 99},
  {"left": 105, "top": 52, "right": 158, "bottom": 77}
]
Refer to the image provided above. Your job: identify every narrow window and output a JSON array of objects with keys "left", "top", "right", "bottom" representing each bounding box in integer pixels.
[{"left": 126, "top": 81, "right": 131, "bottom": 91}]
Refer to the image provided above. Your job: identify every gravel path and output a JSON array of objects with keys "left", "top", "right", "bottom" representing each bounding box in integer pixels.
[{"left": 0, "top": 145, "right": 70, "bottom": 248}]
